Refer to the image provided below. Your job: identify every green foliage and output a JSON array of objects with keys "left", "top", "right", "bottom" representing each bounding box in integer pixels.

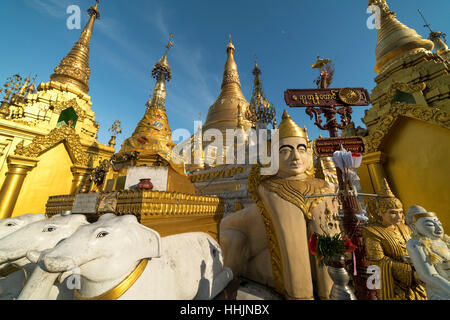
[{"left": 315, "top": 232, "right": 345, "bottom": 267}]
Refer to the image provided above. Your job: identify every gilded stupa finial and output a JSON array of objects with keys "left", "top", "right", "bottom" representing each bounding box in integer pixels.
[
  {"left": 370, "top": 0, "right": 434, "bottom": 73},
  {"left": 202, "top": 35, "right": 249, "bottom": 132},
  {"left": 50, "top": 0, "right": 101, "bottom": 94},
  {"left": 119, "top": 35, "right": 176, "bottom": 157},
  {"left": 152, "top": 33, "right": 174, "bottom": 82},
  {"left": 418, "top": 9, "right": 449, "bottom": 62},
  {"left": 246, "top": 58, "right": 276, "bottom": 129}
]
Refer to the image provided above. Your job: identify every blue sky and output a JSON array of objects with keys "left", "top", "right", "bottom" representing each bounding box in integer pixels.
[{"left": 0, "top": 0, "right": 449, "bottom": 149}]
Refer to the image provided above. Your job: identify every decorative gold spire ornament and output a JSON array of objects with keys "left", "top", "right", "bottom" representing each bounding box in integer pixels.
[
  {"left": 246, "top": 56, "right": 276, "bottom": 129},
  {"left": 118, "top": 34, "right": 176, "bottom": 160},
  {"left": 50, "top": 0, "right": 100, "bottom": 93},
  {"left": 369, "top": 0, "right": 434, "bottom": 73},
  {"left": 203, "top": 35, "right": 250, "bottom": 132},
  {"left": 278, "top": 110, "right": 309, "bottom": 141}
]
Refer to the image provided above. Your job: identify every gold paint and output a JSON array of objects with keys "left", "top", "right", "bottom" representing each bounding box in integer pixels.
[
  {"left": 74, "top": 258, "right": 148, "bottom": 300},
  {"left": 362, "top": 223, "right": 427, "bottom": 300},
  {"left": 412, "top": 212, "right": 437, "bottom": 223},
  {"left": 203, "top": 37, "right": 251, "bottom": 132},
  {"left": 370, "top": 1, "right": 434, "bottom": 74},
  {"left": 118, "top": 35, "right": 180, "bottom": 174},
  {"left": 14, "top": 125, "right": 90, "bottom": 166},
  {"left": 50, "top": 1, "right": 100, "bottom": 93},
  {"left": 12, "top": 143, "right": 73, "bottom": 217},
  {"left": 278, "top": 110, "right": 309, "bottom": 141},
  {"left": 0, "top": 155, "right": 37, "bottom": 219},
  {"left": 45, "top": 194, "right": 76, "bottom": 216}
]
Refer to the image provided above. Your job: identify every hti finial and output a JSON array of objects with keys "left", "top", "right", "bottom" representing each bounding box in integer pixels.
[
  {"left": 165, "top": 33, "right": 174, "bottom": 54},
  {"left": 418, "top": 9, "right": 433, "bottom": 33},
  {"left": 88, "top": 0, "right": 100, "bottom": 19}
]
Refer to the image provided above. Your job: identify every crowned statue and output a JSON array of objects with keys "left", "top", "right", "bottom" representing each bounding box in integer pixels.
[
  {"left": 362, "top": 180, "right": 427, "bottom": 300},
  {"left": 220, "top": 110, "right": 341, "bottom": 300},
  {"left": 405, "top": 205, "right": 450, "bottom": 300}
]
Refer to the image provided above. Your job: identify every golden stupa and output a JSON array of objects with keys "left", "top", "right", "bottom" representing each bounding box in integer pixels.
[
  {"left": 118, "top": 34, "right": 177, "bottom": 169},
  {"left": 369, "top": 0, "right": 434, "bottom": 74},
  {"left": 360, "top": 0, "right": 450, "bottom": 231},
  {"left": 0, "top": 0, "right": 115, "bottom": 219},
  {"left": 203, "top": 36, "right": 252, "bottom": 133}
]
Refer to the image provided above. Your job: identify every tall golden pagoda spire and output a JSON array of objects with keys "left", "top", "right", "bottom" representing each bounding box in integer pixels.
[
  {"left": 369, "top": 0, "right": 434, "bottom": 74},
  {"left": 119, "top": 34, "right": 176, "bottom": 159},
  {"left": 246, "top": 56, "right": 276, "bottom": 129},
  {"left": 50, "top": 0, "right": 100, "bottom": 94},
  {"left": 203, "top": 35, "right": 250, "bottom": 132}
]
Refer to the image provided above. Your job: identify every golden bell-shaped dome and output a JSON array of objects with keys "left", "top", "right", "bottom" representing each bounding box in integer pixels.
[
  {"left": 371, "top": 0, "right": 434, "bottom": 74},
  {"left": 203, "top": 35, "right": 250, "bottom": 132}
]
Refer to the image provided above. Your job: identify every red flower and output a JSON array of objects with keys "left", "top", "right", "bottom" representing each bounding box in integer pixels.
[
  {"left": 352, "top": 152, "right": 361, "bottom": 157},
  {"left": 309, "top": 233, "right": 318, "bottom": 255},
  {"left": 343, "top": 236, "right": 357, "bottom": 253}
]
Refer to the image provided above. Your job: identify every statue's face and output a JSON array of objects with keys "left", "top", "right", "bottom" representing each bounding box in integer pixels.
[
  {"left": 415, "top": 217, "right": 444, "bottom": 240},
  {"left": 381, "top": 208, "right": 403, "bottom": 227},
  {"left": 277, "top": 137, "right": 311, "bottom": 178}
]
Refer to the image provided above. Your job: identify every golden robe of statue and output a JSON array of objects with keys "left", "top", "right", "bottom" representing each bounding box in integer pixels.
[{"left": 362, "top": 180, "right": 427, "bottom": 300}]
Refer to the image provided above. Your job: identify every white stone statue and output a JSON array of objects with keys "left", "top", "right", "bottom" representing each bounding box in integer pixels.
[
  {"left": 220, "top": 110, "right": 341, "bottom": 300},
  {"left": 35, "top": 214, "right": 232, "bottom": 300},
  {"left": 0, "top": 212, "right": 88, "bottom": 300},
  {"left": 0, "top": 214, "right": 46, "bottom": 240},
  {"left": 405, "top": 205, "right": 450, "bottom": 300}
]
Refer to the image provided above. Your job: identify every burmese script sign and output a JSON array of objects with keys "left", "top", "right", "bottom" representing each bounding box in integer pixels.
[
  {"left": 314, "top": 136, "right": 365, "bottom": 156},
  {"left": 284, "top": 88, "right": 371, "bottom": 107}
]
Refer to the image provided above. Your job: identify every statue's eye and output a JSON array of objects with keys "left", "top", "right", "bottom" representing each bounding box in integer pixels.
[
  {"left": 44, "top": 226, "right": 56, "bottom": 232},
  {"left": 97, "top": 231, "right": 109, "bottom": 238},
  {"left": 6, "top": 222, "right": 16, "bottom": 227}
]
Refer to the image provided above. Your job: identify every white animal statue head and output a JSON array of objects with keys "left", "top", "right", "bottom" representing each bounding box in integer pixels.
[
  {"left": 0, "top": 212, "right": 88, "bottom": 268},
  {"left": 0, "top": 214, "right": 46, "bottom": 239},
  {"left": 41, "top": 214, "right": 161, "bottom": 283}
]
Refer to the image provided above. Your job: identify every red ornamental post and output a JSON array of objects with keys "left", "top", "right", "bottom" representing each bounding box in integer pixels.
[{"left": 336, "top": 167, "right": 377, "bottom": 300}]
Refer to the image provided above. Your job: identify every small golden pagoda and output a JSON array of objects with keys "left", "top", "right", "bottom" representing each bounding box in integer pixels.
[
  {"left": 0, "top": 1, "right": 114, "bottom": 219},
  {"left": 359, "top": 0, "right": 450, "bottom": 231},
  {"left": 100, "top": 34, "right": 195, "bottom": 195},
  {"left": 45, "top": 35, "right": 224, "bottom": 241}
]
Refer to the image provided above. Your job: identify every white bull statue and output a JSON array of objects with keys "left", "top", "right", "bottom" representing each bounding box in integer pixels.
[
  {"left": 0, "top": 213, "right": 89, "bottom": 299},
  {"left": 0, "top": 214, "right": 46, "bottom": 278},
  {"left": 38, "top": 214, "right": 233, "bottom": 300}
]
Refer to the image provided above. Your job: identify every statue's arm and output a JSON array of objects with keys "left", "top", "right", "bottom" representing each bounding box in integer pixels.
[
  {"left": 363, "top": 229, "right": 414, "bottom": 287},
  {"left": 220, "top": 204, "right": 257, "bottom": 232},
  {"left": 407, "top": 239, "right": 450, "bottom": 294}
]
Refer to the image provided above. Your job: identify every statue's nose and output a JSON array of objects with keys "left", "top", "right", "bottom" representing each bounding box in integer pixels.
[{"left": 43, "top": 255, "right": 77, "bottom": 272}]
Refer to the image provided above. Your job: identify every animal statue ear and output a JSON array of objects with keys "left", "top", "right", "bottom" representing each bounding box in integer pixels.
[{"left": 138, "top": 225, "right": 162, "bottom": 259}]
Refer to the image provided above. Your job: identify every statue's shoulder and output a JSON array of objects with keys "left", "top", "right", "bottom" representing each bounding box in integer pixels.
[
  {"left": 407, "top": 237, "right": 421, "bottom": 249},
  {"left": 304, "top": 177, "right": 335, "bottom": 192},
  {"left": 362, "top": 223, "right": 386, "bottom": 239}
]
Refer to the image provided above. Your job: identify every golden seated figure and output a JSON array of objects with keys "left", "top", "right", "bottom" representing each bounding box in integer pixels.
[{"left": 362, "top": 180, "right": 427, "bottom": 300}]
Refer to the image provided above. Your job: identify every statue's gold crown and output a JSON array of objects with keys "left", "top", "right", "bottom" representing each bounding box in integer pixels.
[
  {"left": 278, "top": 110, "right": 309, "bottom": 141},
  {"left": 378, "top": 178, "right": 397, "bottom": 198}
]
